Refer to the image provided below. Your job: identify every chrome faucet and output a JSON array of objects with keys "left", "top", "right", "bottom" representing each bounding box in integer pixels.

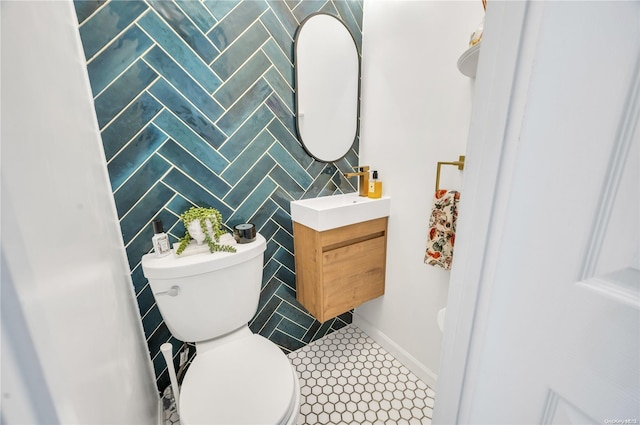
[{"left": 344, "top": 166, "right": 370, "bottom": 197}]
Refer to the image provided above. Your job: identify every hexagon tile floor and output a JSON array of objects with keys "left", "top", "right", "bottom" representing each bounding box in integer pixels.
[{"left": 163, "top": 325, "right": 436, "bottom": 425}]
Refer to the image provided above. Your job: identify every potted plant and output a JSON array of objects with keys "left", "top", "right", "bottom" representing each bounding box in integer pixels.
[{"left": 175, "top": 206, "right": 236, "bottom": 255}]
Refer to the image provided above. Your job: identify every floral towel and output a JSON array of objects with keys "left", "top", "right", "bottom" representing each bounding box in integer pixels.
[{"left": 424, "top": 190, "right": 460, "bottom": 270}]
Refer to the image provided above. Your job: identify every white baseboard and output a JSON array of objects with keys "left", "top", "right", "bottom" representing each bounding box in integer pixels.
[{"left": 353, "top": 312, "right": 438, "bottom": 389}]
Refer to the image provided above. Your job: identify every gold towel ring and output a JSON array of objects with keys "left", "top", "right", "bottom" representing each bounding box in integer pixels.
[{"left": 435, "top": 156, "right": 465, "bottom": 192}]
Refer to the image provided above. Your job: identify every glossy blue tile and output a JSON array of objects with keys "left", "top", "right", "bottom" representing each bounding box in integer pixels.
[
  {"left": 302, "top": 321, "right": 321, "bottom": 343},
  {"left": 268, "top": 119, "right": 313, "bottom": 168},
  {"left": 269, "top": 329, "right": 304, "bottom": 352},
  {"left": 136, "top": 284, "right": 156, "bottom": 317},
  {"left": 264, "top": 68, "right": 294, "bottom": 111},
  {"left": 120, "top": 183, "right": 174, "bottom": 244},
  {"left": 273, "top": 227, "right": 293, "bottom": 253},
  {"left": 291, "top": 0, "right": 327, "bottom": 22},
  {"left": 302, "top": 169, "right": 333, "bottom": 199},
  {"left": 153, "top": 356, "right": 170, "bottom": 388},
  {"left": 266, "top": 94, "right": 296, "bottom": 135},
  {"left": 162, "top": 168, "right": 232, "bottom": 219},
  {"left": 144, "top": 47, "right": 223, "bottom": 122},
  {"left": 125, "top": 225, "right": 153, "bottom": 269},
  {"left": 147, "top": 323, "right": 172, "bottom": 363},
  {"left": 149, "top": 79, "right": 225, "bottom": 148},
  {"left": 306, "top": 159, "right": 327, "bottom": 176},
  {"left": 223, "top": 155, "right": 275, "bottom": 208},
  {"left": 218, "top": 104, "right": 273, "bottom": 161},
  {"left": 275, "top": 265, "right": 296, "bottom": 291},
  {"left": 262, "top": 40, "right": 294, "bottom": 87},
  {"left": 142, "top": 304, "right": 164, "bottom": 336},
  {"left": 250, "top": 293, "right": 281, "bottom": 331},
  {"left": 318, "top": 2, "right": 340, "bottom": 18},
  {"left": 258, "top": 277, "right": 281, "bottom": 307},
  {"left": 166, "top": 193, "right": 192, "bottom": 215},
  {"left": 262, "top": 258, "right": 280, "bottom": 288},
  {"left": 228, "top": 178, "right": 277, "bottom": 224},
  {"left": 222, "top": 130, "right": 273, "bottom": 182},
  {"left": 272, "top": 206, "right": 293, "bottom": 234},
  {"left": 211, "top": 22, "right": 270, "bottom": 80},
  {"left": 107, "top": 124, "right": 168, "bottom": 190},
  {"left": 177, "top": 1, "right": 218, "bottom": 32},
  {"left": 260, "top": 9, "right": 293, "bottom": 59},
  {"left": 310, "top": 318, "right": 335, "bottom": 342},
  {"left": 74, "top": 0, "right": 106, "bottom": 24},
  {"left": 263, "top": 235, "right": 279, "bottom": 265},
  {"left": 274, "top": 278, "right": 295, "bottom": 301},
  {"left": 158, "top": 140, "right": 231, "bottom": 196},
  {"left": 277, "top": 317, "right": 306, "bottom": 340},
  {"left": 148, "top": 1, "right": 218, "bottom": 63},
  {"left": 155, "top": 208, "right": 181, "bottom": 243},
  {"left": 346, "top": 0, "right": 364, "bottom": 32},
  {"left": 268, "top": 165, "right": 304, "bottom": 199},
  {"left": 114, "top": 154, "right": 171, "bottom": 218},
  {"left": 255, "top": 311, "right": 283, "bottom": 337},
  {"left": 271, "top": 187, "right": 294, "bottom": 213},
  {"left": 101, "top": 92, "right": 163, "bottom": 160},
  {"left": 152, "top": 110, "right": 228, "bottom": 172},
  {"left": 276, "top": 294, "right": 316, "bottom": 332},
  {"left": 268, "top": 142, "right": 312, "bottom": 187},
  {"left": 138, "top": 11, "right": 220, "bottom": 93},
  {"left": 217, "top": 78, "right": 272, "bottom": 135},
  {"left": 213, "top": 51, "right": 271, "bottom": 109},
  {"left": 86, "top": 24, "right": 153, "bottom": 96},
  {"left": 334, "top": 1, "right": 362, "bottom": 53},
  {"left": 207, "top": 1, "right": 268, "bottom": 50},
  {"left": 266, "top": 1, "right": 298, "bottom": 36},
  {"left": 202, "top": 1, "right": 237, "bottom": 20},
  {"left": 250, "top": 199, "right": 279, "bottom": 233},
  {"left": 131, "top": 265, "right": 147, "bottom": 295},
  {"left": 260, "top": 217, "right": 279, "bottom": 241},
  {"left": 274, "top": 246, "right": 295, "bottom": 272},
  {"left": 94, "top": 60, "right": 157, "bottom": 128},
  {"left": 79, "top": 1, "right": 148, "bottom": 59}
]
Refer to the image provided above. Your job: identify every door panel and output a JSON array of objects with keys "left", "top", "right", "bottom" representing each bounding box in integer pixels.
[{"left": 438, "top": 1, "right": 640, "bottom": 423}]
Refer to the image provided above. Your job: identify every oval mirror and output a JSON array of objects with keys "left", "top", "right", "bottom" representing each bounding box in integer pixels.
[{"left": 294, "top": 13, "right": 360, "bottom": 162}]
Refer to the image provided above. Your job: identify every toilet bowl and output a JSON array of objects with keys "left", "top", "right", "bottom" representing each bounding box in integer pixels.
[
  {"left": 141, "top": 234, "right": 301, "bottom": 425},
  {"left": 180, "top": 331, "right": 300, "bottom": 425}
]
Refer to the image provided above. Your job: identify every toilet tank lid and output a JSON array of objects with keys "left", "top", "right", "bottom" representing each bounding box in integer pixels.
[{"left": 141, "top": 234, "right": 266, "bottom": 279}]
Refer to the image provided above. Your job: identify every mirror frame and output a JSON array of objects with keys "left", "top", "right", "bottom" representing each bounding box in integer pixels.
[{"left": 294, "top": 13, "right": 361, "bottom": 163}]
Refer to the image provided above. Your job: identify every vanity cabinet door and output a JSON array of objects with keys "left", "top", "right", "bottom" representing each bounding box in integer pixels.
[{"left": 322, "top": 236, "right": 386, "bottom": 320}]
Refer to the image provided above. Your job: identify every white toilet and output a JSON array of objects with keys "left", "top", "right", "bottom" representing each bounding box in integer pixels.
[{"left": 141, "top": 233, "right": 301, "bottom": 425}]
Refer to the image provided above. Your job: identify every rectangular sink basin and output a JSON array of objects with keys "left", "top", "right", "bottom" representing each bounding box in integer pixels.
[{"left": 290, "top": 193, "right": 390, "bottom": 231}]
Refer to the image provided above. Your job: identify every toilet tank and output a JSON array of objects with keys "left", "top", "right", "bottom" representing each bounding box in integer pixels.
[{"left": 141, "top": 234, "right": 266, "bottom": 343}]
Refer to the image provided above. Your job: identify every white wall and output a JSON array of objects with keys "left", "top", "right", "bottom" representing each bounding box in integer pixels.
[
  {"left": 356, "top": 1, "right": 484, "bottom": 385},
  {"left": 1, "top": 1, "right": 158, "bottom": 423}
]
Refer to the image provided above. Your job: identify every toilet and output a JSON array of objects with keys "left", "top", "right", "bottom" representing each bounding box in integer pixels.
[{"left": 141, "top": 233, "right": 301, "bottom": 425}]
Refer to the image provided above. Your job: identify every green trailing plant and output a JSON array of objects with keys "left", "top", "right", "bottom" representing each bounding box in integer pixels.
[{"left": 176, "top": 206, "right": 237, "bottom": 255}]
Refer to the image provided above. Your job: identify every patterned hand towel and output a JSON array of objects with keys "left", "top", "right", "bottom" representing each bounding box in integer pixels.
[{"left": 424, "top": 189, "right": 460, "bottom": 270}]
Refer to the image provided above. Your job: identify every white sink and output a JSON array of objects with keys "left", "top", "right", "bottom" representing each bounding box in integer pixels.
[{"left": 290, "top": 193, "right": 391, "bottom": 231}]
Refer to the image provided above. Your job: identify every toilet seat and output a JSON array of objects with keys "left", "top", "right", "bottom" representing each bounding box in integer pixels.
[{"left": 179, "top": 334, "right": 299, "bottom": 425}]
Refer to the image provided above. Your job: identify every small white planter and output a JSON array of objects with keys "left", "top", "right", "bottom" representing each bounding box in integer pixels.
[{"left": 187, "top": 218, "right": 216, "bottom": 245}]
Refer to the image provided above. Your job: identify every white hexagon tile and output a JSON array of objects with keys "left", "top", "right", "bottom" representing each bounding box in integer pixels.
[
  {"left": 288, "top": 325, "right": 435, "bottom": 425},
  {"left": 163, "top": 325, "right": 436, "bottom": 425}
]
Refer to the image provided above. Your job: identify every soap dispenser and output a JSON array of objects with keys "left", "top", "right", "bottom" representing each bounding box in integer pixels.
[
  {"left": 368, "top": 170, "right": 383, "bottom": 199},
  {"left": 152, "top": 219, "right": 171, "bottom": 257}
]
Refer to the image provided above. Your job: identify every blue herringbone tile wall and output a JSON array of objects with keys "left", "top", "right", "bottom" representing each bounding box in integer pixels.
[{"left": 73, "top": 0, "right": 363, "bottom": 392}]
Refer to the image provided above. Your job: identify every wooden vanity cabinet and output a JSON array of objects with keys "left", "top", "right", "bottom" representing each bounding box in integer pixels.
[{"left": 293, "top": 217, "right": 388, "bottom": 322}]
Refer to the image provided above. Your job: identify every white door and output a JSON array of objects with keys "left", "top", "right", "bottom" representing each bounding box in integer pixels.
[{"left": 435, "top": 1, "right": 640, "bottom": 423}]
